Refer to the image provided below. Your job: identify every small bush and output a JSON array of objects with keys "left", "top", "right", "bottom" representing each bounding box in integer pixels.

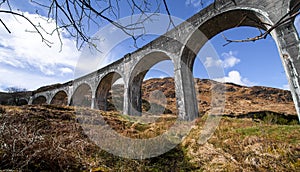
[
  {"left": 251, "top": 111, "right": 299, "bottom": 125},
  {"left": 0, "top": 106, "right": 5, "bottom": 114},
  {"left": 263, "top": 112, "right": 278, "bottom": 124}
]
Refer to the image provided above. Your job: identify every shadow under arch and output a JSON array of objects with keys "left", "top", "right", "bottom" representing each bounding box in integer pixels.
[
  {"left": 32, "top": 96, "right": 47, "bottom": 105},
  {"left": 96, "top": 72, "right": 124, "bottom": 111},
  {"left": 128, "top": 51, "right": 173, "bottom": 116},
  {"left": 50, "top": 91, "right": 68, "bottom": 106},
  {"left": 70, "top": 83, "right": 92, "bottom": 107},
  {"left": 18, "top": 99, "right": 28, "bottom": 106}
]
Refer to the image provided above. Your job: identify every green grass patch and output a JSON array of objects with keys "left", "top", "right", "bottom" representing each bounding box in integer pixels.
[
  {"left": 235, "top": 124, "right": 300, "bottom": 144},
  {"left": 236, "top": 126, "right": 263, "bottom": 137}
]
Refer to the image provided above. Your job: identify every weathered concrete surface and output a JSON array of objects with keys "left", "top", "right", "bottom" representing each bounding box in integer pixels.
[{"left": 24, "top": 0, "right": 300, "bottom": 121}]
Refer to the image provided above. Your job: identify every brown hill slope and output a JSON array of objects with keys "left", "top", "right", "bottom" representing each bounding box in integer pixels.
[{"left": 138, "top": 78, "right": 296, "bottom": 116}]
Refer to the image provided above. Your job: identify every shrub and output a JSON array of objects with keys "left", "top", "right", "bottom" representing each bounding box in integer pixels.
[{"left": 0, "top": 106, "right": 5, "bottom": 114}]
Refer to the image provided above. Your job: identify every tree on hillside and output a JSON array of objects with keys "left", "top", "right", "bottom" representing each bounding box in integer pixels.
[
  {"left": 6, "top": 87, "right": 27, "bottom": 93},
  {"left": 0, "top": 0, "right": 299, "bottom": 49},
  {"left": 5, "top": 87, "right": 28, "bottom": 106}
]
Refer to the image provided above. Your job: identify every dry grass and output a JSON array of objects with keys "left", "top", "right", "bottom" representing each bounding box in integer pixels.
[
  {"left": 0, "top": 105, "right": 193, "bottom": 171},
  {"left": 0, "top": 105, "right": 299, "bottom": 171},
  {"left": 182, "top": 116, "right": 300, "bottom": 171}
]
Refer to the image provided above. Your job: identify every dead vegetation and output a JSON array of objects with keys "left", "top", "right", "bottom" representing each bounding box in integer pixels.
[
  {"left": 183, "top": 117, "right": 300, "bottom": 171},
  {"left": 0, "top": 104, "right": 299, "bottom": 171},
  {"left": 0, "top": 105, "right": 96, "bottom": 171},
  {"left": 0, "top": 105, "right": 194, "bottom": 171}
]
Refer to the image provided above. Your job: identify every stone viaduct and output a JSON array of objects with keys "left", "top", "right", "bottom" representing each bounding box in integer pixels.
[{"left": 22, "top": 0, "right": 300, "bottom": 121}]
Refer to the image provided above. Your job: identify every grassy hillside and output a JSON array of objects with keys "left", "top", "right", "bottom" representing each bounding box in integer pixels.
[{"left": 0, "top": 105, "right": 299, "bottom": 171}]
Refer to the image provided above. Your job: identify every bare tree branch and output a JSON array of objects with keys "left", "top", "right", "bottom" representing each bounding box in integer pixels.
[
  {"left": 0, "top": 0, "right": 298, "bottom": 51},
  {"left": 222, "top": 1, "right": 300, "bottom": 46},
  {"left": 0, "top": 0, "right": 186, "bottom": 50},
  {"left": 0, "top": 10, "right": 53, "bottom": 46},
  {"left": 0, "top": 18, "right": 10, "bottom": 33},
  {"left": 162, "top": 0, "right": 175, "bottom": 30}
]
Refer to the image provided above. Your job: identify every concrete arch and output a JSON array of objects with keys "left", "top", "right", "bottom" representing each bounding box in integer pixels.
[
  {"left": 50, "top": 90, "right": 68, "bottom": 106},
  {"left": 128, "top": 51, "right": 173, "bottom": 116},
  {"left": 70, "top": 83, "right": 92, "bottom": 107},
  {"left": 177, "top": 8, "right": 274, "bottom": 120},
  {"left": 96, "top": 72, "right": 124, "bottom": 111},
  {"left": 32, "top": 96, "right": 47, "bottom": 105},
  {"left": 177, "top": 7, "right": 300, "bottom": 120}
]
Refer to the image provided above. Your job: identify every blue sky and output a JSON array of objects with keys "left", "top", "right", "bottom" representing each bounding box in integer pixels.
[{"left": 0, "top": 0, "right": 299, "bottom": 91}]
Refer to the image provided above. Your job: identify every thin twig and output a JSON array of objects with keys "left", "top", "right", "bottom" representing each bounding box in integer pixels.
[
  {"left": 222, "top": 9, "right": 300, "bottom": 46},
  {"left": 0, "top": 18, "right": 11, "bottom": 33},
  {"left": 0, "top": 10, "right": 52, "bottom": 46},
  {"left": 162, "top": 0, "right": 176, "bottom": 31}
]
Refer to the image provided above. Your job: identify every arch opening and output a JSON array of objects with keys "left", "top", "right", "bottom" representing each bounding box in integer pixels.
[
  {"left": 193, "top": 26, "right": 296, "bottom": 116},
  {"left": 32, "top": 96, "right": 47, "bottom": 105},
  {"left": 96, "top": 72, "right": 124, "bottom": 112},
  {"left": 128, "top": 51, "right": 175, "bottom": 117},
  {"left": 18, "top": 99, "right": 28, "bottom": 106},
  {"left": 71, "top": 83, "right": 92, "bottom": 107},
  {"left": 185, "top": 9, "right": 297, "bottom": 117},
  {"left": 142, "top": 60, "right": 175, "bottom": 115},
  {"left": 182, "top": 9, "right": 270, "bottom": 68},
  {"left": 50, "top": 91, "right": 68, "bottom": 106}
]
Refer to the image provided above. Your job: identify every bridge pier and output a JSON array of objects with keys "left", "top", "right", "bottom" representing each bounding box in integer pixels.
[
  {"left": 275, "top": 21, "right": 300, "bottom": 121},
  {"left": 128, "top": 72, "right": 145, "bottom": 116},
  {"left": 28, "top": 96, "right": 33, "bottom": 105},
  {"left": 174, "top": 62, "right": 199, "bottom": 121},
  {"left": 123, "top": 84, "right": 129, "bottom": 115},
  {"left": 91, "top": 95, "right": 95, "bottom": 109}
]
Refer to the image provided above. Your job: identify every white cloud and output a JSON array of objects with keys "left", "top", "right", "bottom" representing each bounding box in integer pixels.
[
  {"left": 215, "top": 70, "right": 256, "bottom": 86},
  {"left": 283, "top": 84, "right": 290, "bottom": 90},
  {"left": 59, "top": 67, "right": 74, "bottom": 75},
  {"left": 222, "top": 51, "right": 241, "bottom": 68},
  {"left": 0, "top": 68, "right": 68, "bottom": 91},
  {"left": 204, "top": 57, "right": 223, "bottom": 68},
  {"left": 185, "top": 0, "right": 202, "bottom": 7},
  {"left": 185, "top": 0, "right": 214, "bottom": 8},
  {"left": 0, "top": 10, "right": 80, "bottom": 90},
  {"left": 0, "top": 11, "right": 80, "bottom": 75},
  {"left": 204, "top": 51, "right": 240, "bottom": 69}
]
